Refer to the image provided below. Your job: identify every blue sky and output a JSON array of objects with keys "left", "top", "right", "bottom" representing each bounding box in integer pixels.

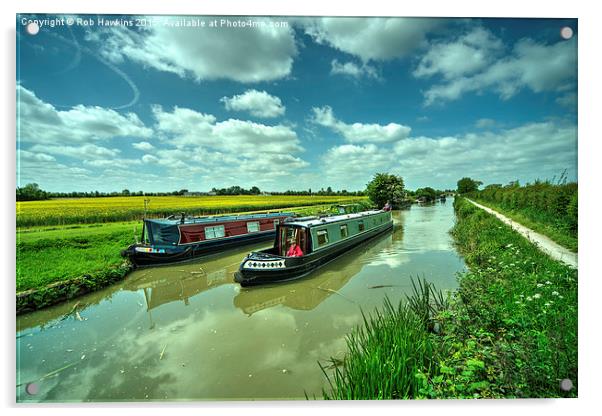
[{"left": 16, "top": 15, "right": 577, "bottom": 192}]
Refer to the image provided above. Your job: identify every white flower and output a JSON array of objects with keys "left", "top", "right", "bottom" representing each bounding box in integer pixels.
[
  {"left": 544, "top": 302, "right": 551, "bottom": 307},
  {"left": 545, "top": 281, "right": 552, "bottom": 285},
  {"left": 552, "top": 291, "right": 559, "bottom": 296},
  {"left": 533, "top": 293, "right": 542, "bottom": 299},
  {"left": 506, "top": 244, "right": 513, "bottom": 248},
  {"left": 537, "top": 283, "right": 544, "bottom": 288},
  {"left": 558, "top": 295, "right": 564, "bottom": 299},
  {"left": 526, "top": 296, "right": 533, "bottom": 302}
]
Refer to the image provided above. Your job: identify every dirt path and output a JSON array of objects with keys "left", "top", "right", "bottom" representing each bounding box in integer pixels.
[{"left": 466, "top": 199, "right": 577, "bottom": 269}]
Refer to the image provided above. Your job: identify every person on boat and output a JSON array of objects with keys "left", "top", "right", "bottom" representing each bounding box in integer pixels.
[
  {"left": 383, "top": 201, "right": 392, "bottom": 211},
  {"left": 286, "top": 240, "right": 303, "bottom": 257}
]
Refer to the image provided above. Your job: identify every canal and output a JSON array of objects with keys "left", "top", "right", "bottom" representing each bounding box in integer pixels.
[{"left": 16, "top": 199, "right": 466, "bottom": 401}]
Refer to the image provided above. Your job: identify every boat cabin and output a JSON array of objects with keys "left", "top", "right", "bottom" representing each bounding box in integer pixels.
[
  {"left": 142, "top": 212, "right": 292, "bottom": 247},
  {"left": 277, "top": 209, "right": 391, "bottom": 257}
]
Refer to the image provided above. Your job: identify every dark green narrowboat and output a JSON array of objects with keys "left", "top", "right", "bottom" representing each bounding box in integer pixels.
[{"left": 234, "top": 209, "right": 393, "bottom": 286}]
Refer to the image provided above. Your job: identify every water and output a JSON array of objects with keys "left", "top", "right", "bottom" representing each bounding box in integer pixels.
[{"left": 16, "top": 200, "right": 466, "bottom": 402}]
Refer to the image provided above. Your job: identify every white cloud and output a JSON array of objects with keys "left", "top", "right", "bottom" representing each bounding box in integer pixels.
[
  {"left": 320, "top": 121, "right": 576, "bottom": 190},
  {"left": 92, "top": 18, "right": 297, "bottom": 83},
  {"left": 304, "top": 17, "right": 441, "bottom": 62},
  {"left": 17, "top": 86, "right": 152, "bottom": 144},
  {"left": 30, "top": 144, "right": 121, "bottom": 159},
  {"left": 83, "top": 158, "right": 143, "bottom": 167},
  {"left": 420, "top": 37, "right": 577, "bottom": 105},
  {"left": 142, "top": 154, "right": 160, "bottom": 164},
  {"left": 221, "top": 90, "right": 285, "bottom": 118},
  {"left": 330, "top": 59, "right": 378, "bottom": 79},
  {"left": 414, "top": 27, "right": 504, "bottom": 80},
  {"left": 18, "top": 150, "right": 55, "bottom": 162},
  {"left": 556, "top": 92, "right": 577, "bottom": 109},
  {"left": 132, "top": 141, "right": 155, "bottom": 151},
  {"left": 475, "top": 118, "right": 496, "bottom": 128},
  {"left": 153, "top": 105, "right": 303, "bottom": 155},
  {"left": 312, "top": 106, "right": 411, "bottom": 144}
]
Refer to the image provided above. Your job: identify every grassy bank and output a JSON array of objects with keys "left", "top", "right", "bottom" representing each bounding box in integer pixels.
[
  {"left": 321, "top": 197, "right": 577, "bottom": 399},
  {"left": 473, "top": 181, "right": 577, "bottom": 252},
  {"left": 17, "top": 195, "right": 366, "bottom": 227},
  {"left": 470, "top": 198, "right": 577, "bottom": 252}
]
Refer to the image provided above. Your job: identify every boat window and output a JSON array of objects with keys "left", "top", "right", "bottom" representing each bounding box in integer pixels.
[
  {"left": 317, "top": 229, "right": 329, "bottom": 246},
  {"left": 273, "top": 219, "right": 280, "bottom": 229},
  {"left": 340, "top": 224, "right": 349, "bottom": 238},
  {"left": 247, "top": 221, "right": 260, "bottom": 233},
  {"left": 358, "top": 221, "right": 365, "bottom": 232},
  {"left": 205, "top": 225, "right": 225, "bottom": 239}
]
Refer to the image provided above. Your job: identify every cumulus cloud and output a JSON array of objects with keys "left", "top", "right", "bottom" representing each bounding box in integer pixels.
[
  {"left": 321, "top": 121, "right": 576, "bottom": 190},
  {"left": 91, "top": 17, "right": 297, "bottom": 83},
  {"left": 419, "top": 36, "right": 577, "bottom": 105},
  {"left": 17, "top": 86, "right": 152, "bottom": 144},
  {"left": 220, "top": 90, "right": 285, "bottom": 118},
  {"left": 414, "top": 27, "right": 504, "bottom": 80},
  {"left": 311, "top": 106, "right": 411, "bottom": 144},
  {"left": 304, "top": 17, "right": 441, "bottom": 62},
  {"left": 153, "top": 105, "right": 303, "bottom": 155},
  {"left": 132, "top": 141, "right": 155, "bottom": 151},
  {"left": 30, "top": 144, "right": 120, "bottom": 159},
  {"left": 18, "top": 149, "right": 55, "bottom": 162},
  {"left": 330, "top": 59, "right": 378, "bottom": 79}
]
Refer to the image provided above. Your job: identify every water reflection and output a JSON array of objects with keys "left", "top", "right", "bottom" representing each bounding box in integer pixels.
[
  {"left": 16, "top": 200, "right": 465, "bottom": 402},
  {"left": 234, "top": 229, "right": 398, "bottom": 315}
]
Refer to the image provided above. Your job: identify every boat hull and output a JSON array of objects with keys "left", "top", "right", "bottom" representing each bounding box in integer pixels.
[
  {"left": 122, "top": 230, "right": 276, "bottom": 267},
  {"left": 234, "top": 220, "right": 393, "bottom": 286}
]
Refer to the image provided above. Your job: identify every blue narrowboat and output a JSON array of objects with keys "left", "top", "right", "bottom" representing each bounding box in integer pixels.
[
  {"left": 122, "top": 212, "right": 293, "bottom": 266},
  {"left": 234, "top": 209, "right": 393, "bottom": 286}
]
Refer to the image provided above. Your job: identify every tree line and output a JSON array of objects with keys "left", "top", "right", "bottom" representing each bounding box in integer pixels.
[{"left": 16, "top": 183, "right": 366, "bottom": 201}]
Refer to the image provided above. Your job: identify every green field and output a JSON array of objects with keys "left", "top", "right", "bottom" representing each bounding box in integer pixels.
[{"left": 16, "top": 195, "right": 367, "bottom": 227}]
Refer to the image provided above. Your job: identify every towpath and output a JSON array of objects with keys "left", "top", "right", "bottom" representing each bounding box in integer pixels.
[{"left": 466, "top": 199, "right": 577, "bottom": 269}]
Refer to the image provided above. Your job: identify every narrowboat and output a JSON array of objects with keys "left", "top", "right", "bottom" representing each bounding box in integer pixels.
[
  {"left": 121, "top": 212, "right": 293, "bottom": 266},
  {"left": 234, "top": 209, "right": 393, "bottom": 286}
]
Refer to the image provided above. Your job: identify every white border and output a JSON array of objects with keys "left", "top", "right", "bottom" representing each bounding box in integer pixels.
[{"left": 4, "top": 1, "right": 600, "bottom": 416}]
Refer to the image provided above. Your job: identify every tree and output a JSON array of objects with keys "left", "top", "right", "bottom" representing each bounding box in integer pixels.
[
  {"left": 122, "top": 189, "right": 131, "bottom": 196},
  {"left": 366, "top": 173, "right": 405, "bottom": 208},
  {"left": 415, "top": 187, "right": 437, "bottom": 202},
  {"left": 457, "top": 177, "right": 482, "bottom": 194},
  {"left": 16, "top": 183, "right": 49, "bottom": 201}
]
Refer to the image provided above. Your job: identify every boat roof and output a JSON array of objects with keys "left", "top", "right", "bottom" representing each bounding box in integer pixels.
[
  {"left": 146, "top": 212, "right": 294, "bottom": 226},
  {"left": 283, "top": 209, "right": 384, "bottom": 228}
]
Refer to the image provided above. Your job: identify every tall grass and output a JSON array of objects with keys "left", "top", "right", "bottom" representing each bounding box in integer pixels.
[{"left": 320, "top": 294, "right": 440, "bottom": 400}]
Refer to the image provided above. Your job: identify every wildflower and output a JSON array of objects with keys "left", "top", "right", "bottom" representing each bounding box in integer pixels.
[
  {"left": 544, "top": 302, "right": 551, "bottom": 307},
  {"left": 552, "top": 291, "right": 559, "bottom": 296},
  {"left": 526, "top": 296, "right": 533, "bottom": 302},
  {"left": 506, "top": 244, "right": 513, "bottom": 248},
  {"left": 537, "top": 283, "right": 543, "bottom": 288},
  {"left": 558, "top": 295, "right": 564, "bottom": 299},
  {"left": 515, "top": 301, "right": 521, "bottom": 304},
  {"left": 545, "top": 281, "right": 552, "bottom": 285},
  {"left": 533, "top": 293, "right": 541, "bottom": 299},
  {"left": 519, "top": 294, "right": 524, "bottom": 298}
]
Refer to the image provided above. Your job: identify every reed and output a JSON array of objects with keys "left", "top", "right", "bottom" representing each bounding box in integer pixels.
[{"left": 320, "top": 294, "right": 439, "bottom": 399}]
